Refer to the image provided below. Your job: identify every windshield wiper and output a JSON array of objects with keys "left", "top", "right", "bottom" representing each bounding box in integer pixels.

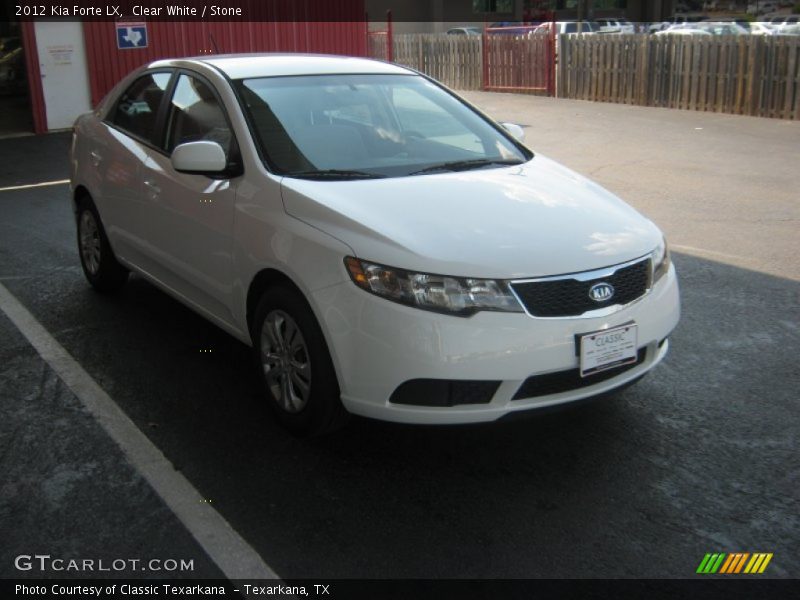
[
  {"left": 409, "top": 158, "right": 524, "bottom": 176},
  {"left": 286, "top": 169, "right": 386, "bottom": 180}
]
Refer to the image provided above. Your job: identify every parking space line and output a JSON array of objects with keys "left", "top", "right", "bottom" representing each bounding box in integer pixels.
[
  {"left": 0, "top": 282, "right": 280, "bottom": 580},
  {"left": 0, "top": 179, "right": 70, "bottom": 193}
]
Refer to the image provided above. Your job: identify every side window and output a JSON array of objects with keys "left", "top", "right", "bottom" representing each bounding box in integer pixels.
[
  {"left": 109, "top": 73, "right": 172, "bottom": 142},
  {"left": 165, "top": 74, "right": 233, "bottom": 158}
]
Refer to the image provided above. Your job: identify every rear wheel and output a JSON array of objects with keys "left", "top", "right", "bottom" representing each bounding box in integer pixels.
[
  {"left": 252, "top": 285, "right": 348, "bottom": 436},
  {"left": 76, "top": 196, "right": 128, "bottom": 293}
]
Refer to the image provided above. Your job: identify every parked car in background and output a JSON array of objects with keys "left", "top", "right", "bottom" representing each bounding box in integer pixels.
[
  {"left": 487, "top": 21, "right": 531, "bottom": 35},
  {"left": 655, "top": 27, "right": 713, "bottom": 36},
  {"left": 533, "top": 21, "right": 599, "bottom": 38},
  {"left": 699, "top": 22, "right": 750, "bottom": 35},
  {"left": 747, "top": 21, "right": 778, "bottom": 35},
  {"left": 656, "top": 21, "right": 748, "bottom": 35},
  {"left": 446, "top": 27, "right": 482, "bottom": 36},
  {"left": 594, "top": 18, "right": 635, "bottom": 34},
  {"left": 0, "top": 37, "right": 25, "bottom": 95},
  {"left": 69, "top": 54, "right": 679, "bottom": 435},
  {"left": 770, "top": 15, "right": 800, "bottom": 31},
  {"left": 0, "top": 37, "right": 21, "bottom": 53},
  {"left": 775, "top": 22, "right": 800, "bottom": 35},
  {"left": 648, "top": 16, "right": 689, "bottom": 33}
]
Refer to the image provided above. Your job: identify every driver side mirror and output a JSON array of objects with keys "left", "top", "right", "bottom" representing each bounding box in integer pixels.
[
  {"left": 171, "top": 141, "right": 228, "bottom": 176},
  {"left": 500, "top": 122, "right": 525, "bottom": 142}
]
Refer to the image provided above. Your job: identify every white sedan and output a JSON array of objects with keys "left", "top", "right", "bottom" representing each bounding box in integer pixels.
[
  {"left": 655, "top": 27, "right": 713, "bottom": 36},
  {"left": 70, "top": 54, "right": 680, "bottom": 435}
]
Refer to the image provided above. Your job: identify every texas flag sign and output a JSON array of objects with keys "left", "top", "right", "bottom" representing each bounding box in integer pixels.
[{"left": 116, "top": 22, "right": 148, "bottom": 49}]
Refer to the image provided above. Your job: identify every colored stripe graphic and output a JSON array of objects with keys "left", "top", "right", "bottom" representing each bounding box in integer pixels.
[
  {"left": 719, "top": 554, "right": 736, "bottom": 574},
  {"left": 697, "top": 553, "right": 726, "bottom": 574},
  {"left": 720, "top": 553, "right": 749, "bottom": 574},
  {"left": 698, "top": 552, "right": 773, "bottom": 574},
  {"left": 744, "top": 553, "right": 773, "bottom": 574},
  {"left": 733, "top": 553, "right": 750, "bottom": 573}
]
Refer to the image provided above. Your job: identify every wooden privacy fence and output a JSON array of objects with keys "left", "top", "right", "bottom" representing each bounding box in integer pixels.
[
  {"left": 558, "top": 34, "right": 800, "bottom": 120},
  {"left": 386, "top": 33, "right": 554, "bottom": 94},
  {"left": 368, "top": 31, "right": 391, "bottom": 61},
  {"left": 483, "top": 30, "right": 554, "bottom": 95},
  {"left": 374, "top": 32, "right": 800, "bottom": 120},
  {"left": 392, "top": 34, "right": 482, "bottom": 90}
]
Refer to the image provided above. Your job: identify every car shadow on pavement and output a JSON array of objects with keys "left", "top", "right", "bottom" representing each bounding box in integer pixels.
[{"left": 3, "top": 247, "right": 797, "bottom": 579}]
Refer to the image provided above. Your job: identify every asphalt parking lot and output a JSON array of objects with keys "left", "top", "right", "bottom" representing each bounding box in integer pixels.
[{"left": 1, "top": 94, "right": 798, "bottom": 585}]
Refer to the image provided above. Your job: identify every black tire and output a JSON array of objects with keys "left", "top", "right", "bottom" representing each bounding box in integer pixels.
[
  {"left": 251, "top": 285, "right": 349, "bottom": 436},
  {"left": 76, "top": 195, "right": 129, "bottom": 293}
]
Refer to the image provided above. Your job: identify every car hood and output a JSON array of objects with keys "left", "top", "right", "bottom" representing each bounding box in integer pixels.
[{"left": 279, "top": 155, "right": 662, "bottom": 279}]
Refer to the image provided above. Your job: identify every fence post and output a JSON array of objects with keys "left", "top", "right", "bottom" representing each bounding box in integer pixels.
[
  {"left": 745, "top": 35, "right": 761, "bottom": 115},
  {"left": 364, "top": 11, "right": 369, "bottom": 56},
  {"left": 783, "top": 38, "right": 797, "bottom": 119},
  {"left": 386, "top": 10, "right": 393, "bottom": 62},
  {"left": 637, "top": 36, "right": 648, "bottom": 106},
  {"left": 556, "top": 30, "right": 564, "bottom": 98},
  {"left": 549, "top": 22, "right": 556, "bottom": 97},
  {"left": 482, "top": 29, "right": 489, "bottom": 91}
]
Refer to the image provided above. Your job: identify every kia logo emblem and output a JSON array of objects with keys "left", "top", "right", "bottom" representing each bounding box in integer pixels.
[{"left": 589, "top": 282, "right": 615, "bottom": 302}]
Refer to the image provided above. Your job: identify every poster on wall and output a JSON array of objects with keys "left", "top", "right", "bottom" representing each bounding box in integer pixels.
[{"left": 46, "top": 44, "right": 74, "bottom": 65}]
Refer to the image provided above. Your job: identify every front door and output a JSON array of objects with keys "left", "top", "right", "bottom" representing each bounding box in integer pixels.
[{"left": 141, "top": 72, "right": 240, "bottom": 324}]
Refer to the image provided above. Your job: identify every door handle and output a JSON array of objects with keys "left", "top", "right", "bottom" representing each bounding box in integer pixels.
[
  {"left": 143, "top": 180, "right": 161, "bottom": 195},
  {"left": 90, "top": 151, "right": 102, "bottom": 166}
]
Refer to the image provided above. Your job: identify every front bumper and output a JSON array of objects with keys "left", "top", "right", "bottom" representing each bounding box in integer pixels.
[{"left": 312, "top": 264, "right": 680, "bottom": 424}]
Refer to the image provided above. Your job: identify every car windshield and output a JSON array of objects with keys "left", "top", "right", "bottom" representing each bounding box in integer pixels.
[{"left": 236, "top": 73, "right": 529, "bottom": 179}]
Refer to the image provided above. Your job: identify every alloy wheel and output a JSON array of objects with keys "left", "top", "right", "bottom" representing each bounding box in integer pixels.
[
  {"left": 79, "top": 210, "right": 102, "bottom": 275},
  {"left": 260, "top": 310, "right": 312, "bottom": 413}
]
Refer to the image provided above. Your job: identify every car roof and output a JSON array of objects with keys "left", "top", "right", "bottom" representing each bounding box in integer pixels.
[{"left": 148, "top": 53, "right": 415, "bottom": 79}]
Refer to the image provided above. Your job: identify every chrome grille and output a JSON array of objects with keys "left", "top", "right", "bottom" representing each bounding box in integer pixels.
[{"left": 510, "top": 257, "right": 651, "bottom": 318}]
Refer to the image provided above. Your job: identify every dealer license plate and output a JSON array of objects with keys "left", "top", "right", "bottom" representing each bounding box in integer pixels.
[{"left": 579, "top": 324, "right": 638, "bottom": 378}]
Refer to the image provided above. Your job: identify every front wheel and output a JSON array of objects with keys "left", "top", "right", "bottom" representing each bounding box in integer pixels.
[
  {"left": 251, "top": 285, "right": 348, "bottom": 436},
  {"left": 76, "top": 197, "right": 128, "bottom": 293}
]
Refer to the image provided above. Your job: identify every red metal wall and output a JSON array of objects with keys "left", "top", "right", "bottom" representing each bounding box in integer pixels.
[
  {"left": 82, "top": 1, "right": 367, "bottom": 106},
  {"left": 20, "top": 21, "right": 47, "bottom": 134}
]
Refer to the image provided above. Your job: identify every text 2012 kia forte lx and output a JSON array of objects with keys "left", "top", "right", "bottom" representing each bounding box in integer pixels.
[{"left": 70, "top": 54, "right": 680, "bottom": 435}]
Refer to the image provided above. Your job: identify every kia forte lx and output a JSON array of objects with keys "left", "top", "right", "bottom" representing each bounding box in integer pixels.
[{"left": 70, "top": 54, "right": 680, "bottom": 435}]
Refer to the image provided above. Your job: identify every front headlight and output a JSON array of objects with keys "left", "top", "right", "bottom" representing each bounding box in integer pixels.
[
  {"left": 652, "top": 236, "right": 670, "bottom": 284},
  {"left": 344, "top": 257, "right": 523, "bottom": 316}
]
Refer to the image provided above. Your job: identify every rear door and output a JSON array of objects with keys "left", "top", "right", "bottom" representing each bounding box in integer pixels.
[{"left": 97, "top": 71, "right": 173, "bottom": 263}]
